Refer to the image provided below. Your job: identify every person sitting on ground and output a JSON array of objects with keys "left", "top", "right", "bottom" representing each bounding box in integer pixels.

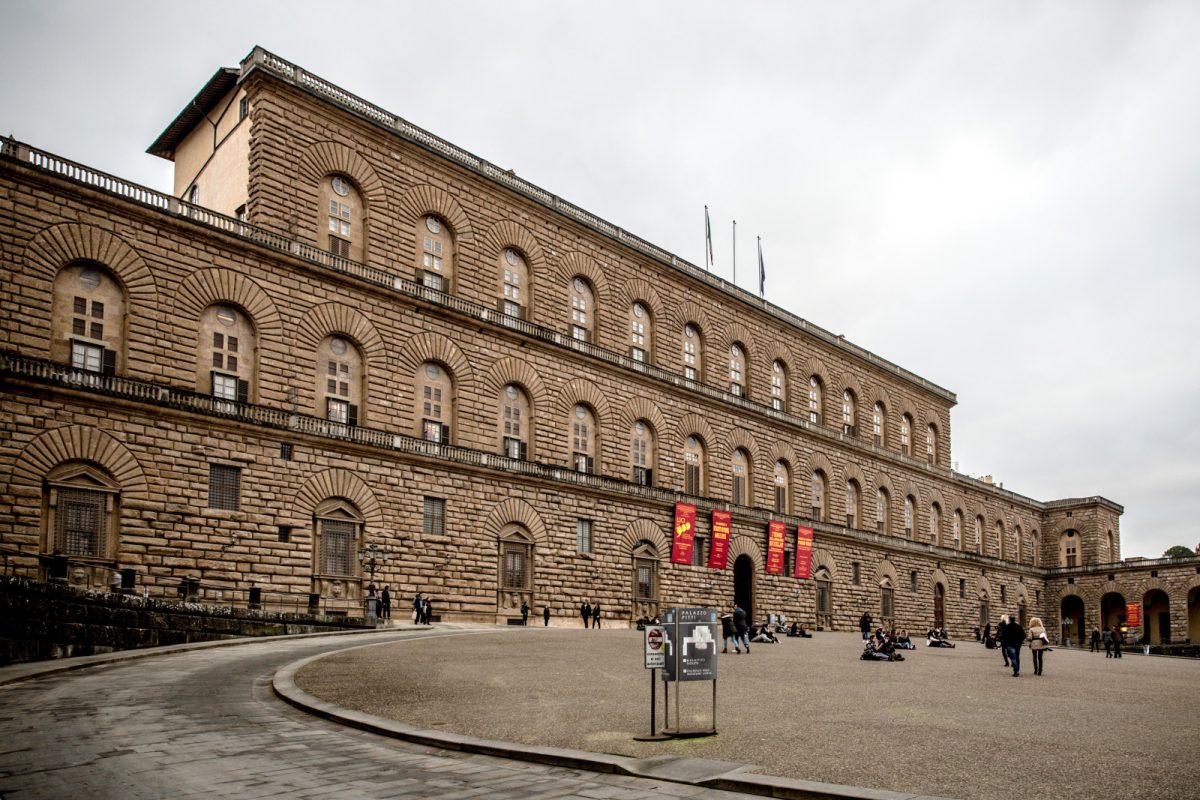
[
  {"left": 895, "top": 629, "right": 915, "bottom": 649},
  {"left": 788, "top": 621, "right": 801, "bottom": 637},
  {"left": 927, "top": 628, "right": 956, "bottom": 647},
  {"left": 752, "top": 622, "right": 778, "bottom": 643}
]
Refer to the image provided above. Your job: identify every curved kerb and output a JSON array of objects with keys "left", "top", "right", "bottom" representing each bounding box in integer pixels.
[{"left": 273, "top": 637, "right": 954, "bottom": 800}]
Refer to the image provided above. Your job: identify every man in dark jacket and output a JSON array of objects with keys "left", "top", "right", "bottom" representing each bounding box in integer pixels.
[
  {"left": 733, "top": 604, "right": 750, "bottom": 653},
  {"left": 1002, "top": 615, "right": 1026, "bottom": 677},
  {"left": 581, "top": 601, "right": 591, "bottom": 629},
  {"left": 859, "top": 612, "right": 872, "bottom": 641},
  {"left": 996, "top": 616, "right": 1010, "bottom": 666}
]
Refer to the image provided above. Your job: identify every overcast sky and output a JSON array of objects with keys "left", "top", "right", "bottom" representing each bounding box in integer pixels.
[{"left": 3, "top": 2, "right": 1198, "bottom": 559}]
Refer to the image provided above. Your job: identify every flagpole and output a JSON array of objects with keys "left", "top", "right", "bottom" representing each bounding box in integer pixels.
[
  {"left": 757, "top": 236, "right": 764, "bottom": 299},
  {"left": 732, "top": 220, "right": 737, "bottom": 286}
]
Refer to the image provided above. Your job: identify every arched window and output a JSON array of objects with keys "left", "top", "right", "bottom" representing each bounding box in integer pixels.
[
  {"left": 1059, "top": 529, "right": 1079, "bottom": 567},
  {"left": 415, "top": 361, "right": 453, "bottom": 443},
  {"left": 313, "top": 498, "right": 362, "bottom": 581},
  {"left": 876, "top": 487, "right": 890, "bottom": 534},
  {"left": 773, "top": 461, "right": 791, "bottom": 514},
  {"left": 43, "top": 462, "right": 119, "bottom": 563},
  {"left": 1106, "top": 530, "right": 1114, "bottom": 562},
  {"left": 904, "top": 495, "right": 915, "bottom": 537},
  {"left": 996, "top": 520, "right": 1006, "bottom": 560},
  {"left": 198, "top": 304, "right": 256, "bottom": 402},
  {"left": 498, "top": 248, "right": 529, "bottom": 319},
  {"left": 629, "top": 302, "right": 652, "bottom": 363},
  {"left": 416, "top": 215, "right": 455, "bottom": 292},
  {"left": 52, "top": 262, "right": 126, "bottom": 376},
  {"left": 569, "top": 277, "right": 595, "bottom": 342},
  {"left": 953, "top": 510, "right": 964, "bottom": 549},
  {"left": 811, "top": 470, "right": 827, "bottom": 521},
  {"left": 1032, "top": 530, "right": 1040, "bottom": 566},
  {"left": 771, "top": 360, "right": 788, "bottom": 411},
  {"left": 728, "top": 343, "right": 747, "bottom": 396},
  {"left": 630, "top": 420, "right": 655, "bottom": 486},
  {"left": 684, "top": 435, "right": 706, "bottom": 495},
  {"left": 842, "top": 390, "right": 857, "bottom": 435},
  {"left": 500, "top": 525, "right": 534, "bottom": 593},
  {"left": 499, "top": 384, "right": 531, "bottom": 460},
  {"left": 880, "top": 577, "right": 895, "bottom": 621},
  {"left": 926, "top": 423, "right": 938, "bottom": 465},
  {"left": 975, "top": 515, "right": 984, "bottom": 555},
  {"left": 872, "top": 402, "right": 886, "bottom": 447},
  {"left": 317, "top": 335, "right": 363, "bottom": 426},
  {"left": 900, "top": 414, "right": 913, "bottom": 456},
  {"left": 815, "top": 567, "right": 833, "bottom": 623},
  {"left": 321, "top": 175, "right": 365, "bottom": 261},
  {"left": 1015, "top": 524, "right": 1024, "bottom": 562},
  {"left": 930, "top": 503, "right": 942, "bottom": 546},
  {"left": 682, "top": 323, "right": 703, "bottom": 381},
  {"left": 845, "top": 480, "right": 861, "bottom": 529},
  {"left": 570, "top": 404, "right": 597, "bottom": 473},
  {"left": 808, "top": 376, "right": 824, "bottom": 424},
  {"left": 632, "top": 540, "right": 660, "bottom": 616},
  {"left": 731, "top": 448, "right": 751, "bottom": 505}
]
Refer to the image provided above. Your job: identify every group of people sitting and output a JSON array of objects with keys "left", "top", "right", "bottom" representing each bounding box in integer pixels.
[
  {"left": 926, "top": 627, "right": 956, "bottom": 647},
  {"left": 861, "top": 629, "right": 907, "bottom": 661},
  {"left": 787, "top": 621, "right": 812, "bottom": 638},
  {"left": 634, "top": 614, "right": 662, "bottom": 630}
]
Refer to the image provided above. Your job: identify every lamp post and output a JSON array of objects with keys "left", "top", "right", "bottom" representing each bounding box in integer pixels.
[{"left": 359, "top": 543, "right": 389, "bottom": 599}]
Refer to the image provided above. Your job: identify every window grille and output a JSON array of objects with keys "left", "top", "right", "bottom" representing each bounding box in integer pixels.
[
  {"left": 208, "top": 464, "right": 241, "bottom": 510},
  {"left": 55, "top": 487, "right": 106, "bottom": 557},
  {"left": 423, "top": 497, "right": 445, "bottom": 536},
  {"left": 320, "top": 518, "right": 355, "bottom": 576}
]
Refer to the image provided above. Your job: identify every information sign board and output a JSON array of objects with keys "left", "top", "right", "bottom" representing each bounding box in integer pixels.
[
  {"left": 644, "top": 625, "right": 666, "bottom": 669},
  {"left": 661, "top": 607, "right": 719, "bottom": 682}
]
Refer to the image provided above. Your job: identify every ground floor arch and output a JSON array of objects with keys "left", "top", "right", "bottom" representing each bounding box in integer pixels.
[
  {"left": 1189, "top": 587, "right": 1200, "bottom": 643},
  {"left": 734, "top": 554, "right": 755, "bottom": 623},
  {"left": 1061, "top": 595, "right": 1085, "bottom": 646},
  {"left": 1101, "top": 591, "right": 1127, "bottom": 631},
  {"left": 933, "top": 582, "right": 945, "bottom": 628},
  {"left": 1144, "top": 589, "right": 1171, "bottom": 644}
]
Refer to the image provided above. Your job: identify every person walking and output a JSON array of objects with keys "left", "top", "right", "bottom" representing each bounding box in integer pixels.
[
  {"left": 1029, "top": 616, "right": 1049, "bottom": 676},
  {"left": 1002, "top": 614, "right": 1026, "bottom": 677},
  {"left": 1090, "top": 627, "right": 1101, "bottom": 653},
  {"left": 592, "top": 602, "right": 602, "bottom": 629},
  {"left": 379, "top": 586, "right": 391, "bottom": 620},
  {"left": 997, "top": 615, "right": 1010, "bottom": 667},
  {"left": 720, "top": 612, "right": 739, "bottom": 653},
  {"left": 412, "top": 593, "right": 422, "bottom": 624},
  {"left": 1111, "top": 624, "right": 1123, "bottom": 658},
  {"left": 581, "top": 601, "right": 591, "bottom": 629},
  {"left": 543, "top": 605, "right": 551, "bottom": 627},
  {"left": 733, "top": 604, "right": 750, "bottom": 653},
  {"left": 520, "top": 601, "right": 529, "bottom": 626},
  {"left": 421, "top": 595, "right": 433, "bottom": 625},
  {"left": 1102, "top": 625, "right": 1114, "bottom": 657},
  {"left": 859, "top": 612, "right": 872, "bottom": 641}
]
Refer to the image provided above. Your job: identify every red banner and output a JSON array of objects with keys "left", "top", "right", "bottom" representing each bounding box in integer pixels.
[
  {"left": 766, "top": 520, "right": 786, "bottom": 575},
  {"left": 671, "top": 503, "right": 696, "bottom": 565},
  {"left": 794, "top": 526, "right": 814, "bottom": 579},
  {"left": 708, "top": 509, "right": 731, "bottom": 570},
  {"left": 1125, "top": 602, "right": 1141, "bottom": 627}
]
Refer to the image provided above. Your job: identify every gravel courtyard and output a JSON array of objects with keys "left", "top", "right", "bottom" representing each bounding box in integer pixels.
[{"left": 296, "top": 627, "right": 1200, "bottom": 800}]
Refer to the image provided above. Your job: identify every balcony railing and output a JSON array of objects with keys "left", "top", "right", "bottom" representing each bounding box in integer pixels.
[
  {"left": 0, "top": 350, "right": 1032, "bottom": 572},
  {"left": 1042, "top": 554, "right": 1200, "bottom": 576},
  {"left": 2, "top": 135, "right": 1035, "bottom": 506}
]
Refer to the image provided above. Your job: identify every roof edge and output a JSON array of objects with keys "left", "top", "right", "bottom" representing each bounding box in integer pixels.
[{"left": 147, "top": 67, "right": 240, "bottom": 160}]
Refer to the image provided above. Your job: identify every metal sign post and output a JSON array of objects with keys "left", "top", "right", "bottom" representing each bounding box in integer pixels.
[
  {"left": 660, "top": 607, "right": 718, "bottom": 738},
  {"left": 635, "top": 625, "right": 671, "bottom": 741}
]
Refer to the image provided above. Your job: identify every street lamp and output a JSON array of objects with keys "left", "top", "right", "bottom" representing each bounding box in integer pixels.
[{"left": 359, "top": 543, "right": 389, "bottom": 598}]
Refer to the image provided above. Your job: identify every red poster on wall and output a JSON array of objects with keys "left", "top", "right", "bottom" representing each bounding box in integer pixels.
[
  {"left": 708, "top": 509, "right": 731, "bottom": 570},
  {"left": 671, "top": 503, "right": 697, "bottom": 565},
  {"left": 1125, "top": 602, "right": 1142, "bottom": 627},
  {"left": 794, "top": 526, "right": 814, "bottom": 579},
  {"left": 766, "top": 520, "right": 786, "bottom": 574}
]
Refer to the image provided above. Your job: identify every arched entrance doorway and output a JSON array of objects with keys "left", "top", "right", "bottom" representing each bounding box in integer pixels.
[
  {"left": 734, "top": 554, "right": 755, "bottom": 622},
  {"left": 1061, "top": 595, "right": 1085, "bottom": 647},
  {"left": 933, "top": 582, "right": 945, "bottom": 628},
  {"left": 1101, "top": 592, "right": 1127, "bottom": 630},
  {"left": 1188, "top": 588, "right": 1200, "bottom": 644},
  {"left": 1144, "top": 589, "right": 1171, "bottom": 644}
]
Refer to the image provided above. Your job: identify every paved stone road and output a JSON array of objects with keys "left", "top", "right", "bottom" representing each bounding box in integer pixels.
[{"left": 0, "top": 629, "right": 763, "bottom": 800}]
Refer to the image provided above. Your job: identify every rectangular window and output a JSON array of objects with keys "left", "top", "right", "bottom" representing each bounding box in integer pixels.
[
  {"left": 503, "top": 437, "right": 527, "bottom": 460},
  {"left": 422, "top": 497, "right": 445, "bottom": 536},
  {"left": 208, "top": 464, "right": 241, "bottom": 511},
  {"left": 239, "top": 96, "right": 248, "bottom": 119},
  {"left": 329, "top": 236, "right": 351, "bottom": 258},
  {"left": 635, "top": 561, "right": 654, "bottom": 600},
  {"left": 576, "top": 518, "right": 593, "bottom": 554},
  {"left": 71, "top": 340, "right": 104, "bottom": 373},
  {"left": 959, "top": 578, "right": 966, "bottom": 598},
  {"left": 882, "top": 587, "right": 894, "bottom": 618},
  {"left": 691, "top": 536, "right": 707, "bottom": 566},
  {"left": 1000, "top": 585, "right": 1006, "bottom": 603},
  {"left": 910, "top": 570, "right": 918, "bottom": 592},
  {"left": 320, "top": 518, "right": 355, "bottom": 576},
  {"left": 816, "top": 581, "right": 831, "bottom": 615},
  {"left": 55, "top": 487, "right": 106, "bottom": 557},
  {"left": 774, "top": 486, "right": 787, "bottom": 514},
  {"left": 572, "top": 325, "right": 590, "bottom": 343},
  {"left": 212, "top": 373, "right": 238, "bottom": 400},
  {"left": 772, "top": 397, "right": 783, "bottom": 411},
  {"left": 685, "top": 463, "right": 701, "bottom": 495},
  {"left": 280, "top": 442, "right": 294, "bottom": 461},
  {"left": 851, "top": 561, "right": 861, "bottom": 586},
  {"left": 423, "top": 419, "right": 448, "bottom": 443},
  {"left": 732, "top": 476, "right": 746, "bottom": 505},
  {"left": 631, "top": 346, "right": 645, "bottom": 363},
  {"left": 327, "top": 398, "right": 349, "bottom": 424},
  {"left": 573, "top": 452, "right": 594, "bottom": 474},
  {"left": 684, "top": 366, "right": 697, "bottom": 381},
  {"left": 503, "top": 544, "right": 528, "bottom": 589}
]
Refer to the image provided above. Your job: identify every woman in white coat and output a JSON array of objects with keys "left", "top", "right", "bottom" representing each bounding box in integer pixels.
[{"left": 1028, "top": 616, "right": 1050, "bottom": 676}]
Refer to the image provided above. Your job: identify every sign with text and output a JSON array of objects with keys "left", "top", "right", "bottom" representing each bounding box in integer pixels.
[
  {"left": 794, "top": 526, "right": 814, "bottom": 579},
  {"left": 644, "top": 625, "right": 666, "bottom": 669},
  {"left": 766, "top": 520, "right": 786, "bottom": 575},
  {"left": 708, "top": 509, "right": 731, "bottom": 570},
  {"left": 661, "top": 607, "right": 719, "bottom": 682},
  {"left": 671, "top": 503, "right": 697, "bottom": 565},
  {"left": 1125, "top": 602, "right": 1142, "bottom": 627}
]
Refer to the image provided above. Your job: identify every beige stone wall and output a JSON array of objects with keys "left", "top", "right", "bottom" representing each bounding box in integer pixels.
[{"left": 172, "top": 86, "right": 249, "bottom": 216}]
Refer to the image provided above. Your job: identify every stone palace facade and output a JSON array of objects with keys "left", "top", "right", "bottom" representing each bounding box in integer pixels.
[{"left": 2, "top": 46, "right": 1197, "bottom": 643}]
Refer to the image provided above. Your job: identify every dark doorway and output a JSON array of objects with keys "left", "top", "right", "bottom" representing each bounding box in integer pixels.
[
  {"left": 1018, "top": 603, "right": 1027, "bottom": 628},
  {"left": 1101, "top": 592, "right": 1127, "bottom": 630},
  {"left": 1144, "top": 589, "right": 1170, "bottom": 644},
  {"left": 734, "top": 554, "right": 754, "bottom": 622},
  {"left": 933, "top": 583, "right": 945, "bottom": 628},
  {"left": 1061, "top": 595, "right": 1086, "bottom": 646}
]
